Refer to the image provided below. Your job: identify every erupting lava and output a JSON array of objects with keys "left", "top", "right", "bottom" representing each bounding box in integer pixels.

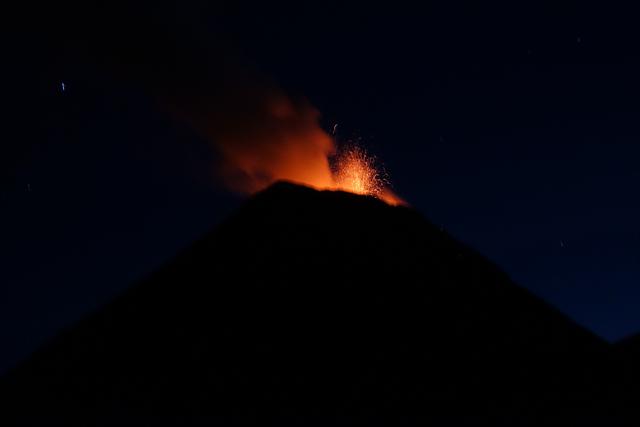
[
  {"left": 312, "top": 144, "right": 404, "bottom": 206},
  {"left": 193, "top": 85, "right": 403, "bottom": 205},
  {"left": 332, "top": 146, "right": 387, "bottom": 199}
]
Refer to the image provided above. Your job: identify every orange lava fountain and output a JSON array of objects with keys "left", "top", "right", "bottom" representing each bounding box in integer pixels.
[
  {"left": 332, "top": 146, "right": 384, "bottom": 197},
  {"left": 331, "top": 145, "right": 404, "bottom": 206}
]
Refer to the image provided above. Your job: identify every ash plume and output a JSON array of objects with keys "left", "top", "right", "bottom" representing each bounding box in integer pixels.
[
  {"left": 55, "top": 3, "right": 399, "bottom": 202},
  {"left": 55, "top": 3, "right": 336, "bottom": 194}
]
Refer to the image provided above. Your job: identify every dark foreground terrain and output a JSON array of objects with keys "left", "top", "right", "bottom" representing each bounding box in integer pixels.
[{"left": 2, "top": 182, "right": 638, "bottom": 425}]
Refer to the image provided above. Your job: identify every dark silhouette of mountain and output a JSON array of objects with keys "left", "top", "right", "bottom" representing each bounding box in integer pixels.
[
  {"left": 0, "top": 182, "right": 631, "bottom": 425},
  {"left": 612, "top": 334, "right": 640, "bottom": 415},
  {"left": 617, "top": 334, "right": 640, "bottom": 355}
]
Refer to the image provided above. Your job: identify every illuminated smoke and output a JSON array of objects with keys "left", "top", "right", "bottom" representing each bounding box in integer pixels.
[
  {"left": 206, "top": 93, "right": 336, "bottom": 194},
  {"left": 73, "top": 5, "right": 403, "bottom": 205},
  {"left": 199, "top": 87, "right": 404, "bottom": 205}
]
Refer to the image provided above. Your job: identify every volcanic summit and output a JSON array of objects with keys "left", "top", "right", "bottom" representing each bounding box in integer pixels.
[{"left": 0, "top": 182, "right": 631, "bottom": 425}]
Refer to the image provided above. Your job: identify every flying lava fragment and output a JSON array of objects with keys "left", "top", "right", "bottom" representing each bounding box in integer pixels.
[
  {"left": 205, "top": 92, "right": 404, "bottom": 205},
  {"left": 331, "top": 145, "right": 403, "bottom": 205}
]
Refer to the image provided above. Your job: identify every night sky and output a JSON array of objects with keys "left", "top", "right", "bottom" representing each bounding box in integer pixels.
[{"left": 3, "top": 2, "right": 640, "bottom": 373}]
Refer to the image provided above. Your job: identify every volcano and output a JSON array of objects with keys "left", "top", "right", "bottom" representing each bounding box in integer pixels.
[{"left": 0, "top": 182, "right": 634, "bottom": 425}]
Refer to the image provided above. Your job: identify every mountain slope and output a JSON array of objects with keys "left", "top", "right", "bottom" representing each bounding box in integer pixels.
[{"left": 0, "top": 182, "right": 620, "bottom": 425}]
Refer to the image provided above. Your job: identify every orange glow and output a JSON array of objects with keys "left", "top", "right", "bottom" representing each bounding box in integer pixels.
[
  {"left": 199, "top": 87, "right": 404, "bottom": 205},
  {"left": 332, "top": 146, "right": 383, "bottom": 196},
  {"left": 330, "top": 145, "right": 404, "bottom": 205}
]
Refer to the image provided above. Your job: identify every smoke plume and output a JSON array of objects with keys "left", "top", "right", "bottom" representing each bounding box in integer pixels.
[
  {"left": 71, "top": 4, "right": 337, "bottom": 194},
  {"left": 185, "top": 81, "right": 337, "bottom": 194},
  {"left": 61, "top": 3, "right": 400, "bottom": 202}
]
